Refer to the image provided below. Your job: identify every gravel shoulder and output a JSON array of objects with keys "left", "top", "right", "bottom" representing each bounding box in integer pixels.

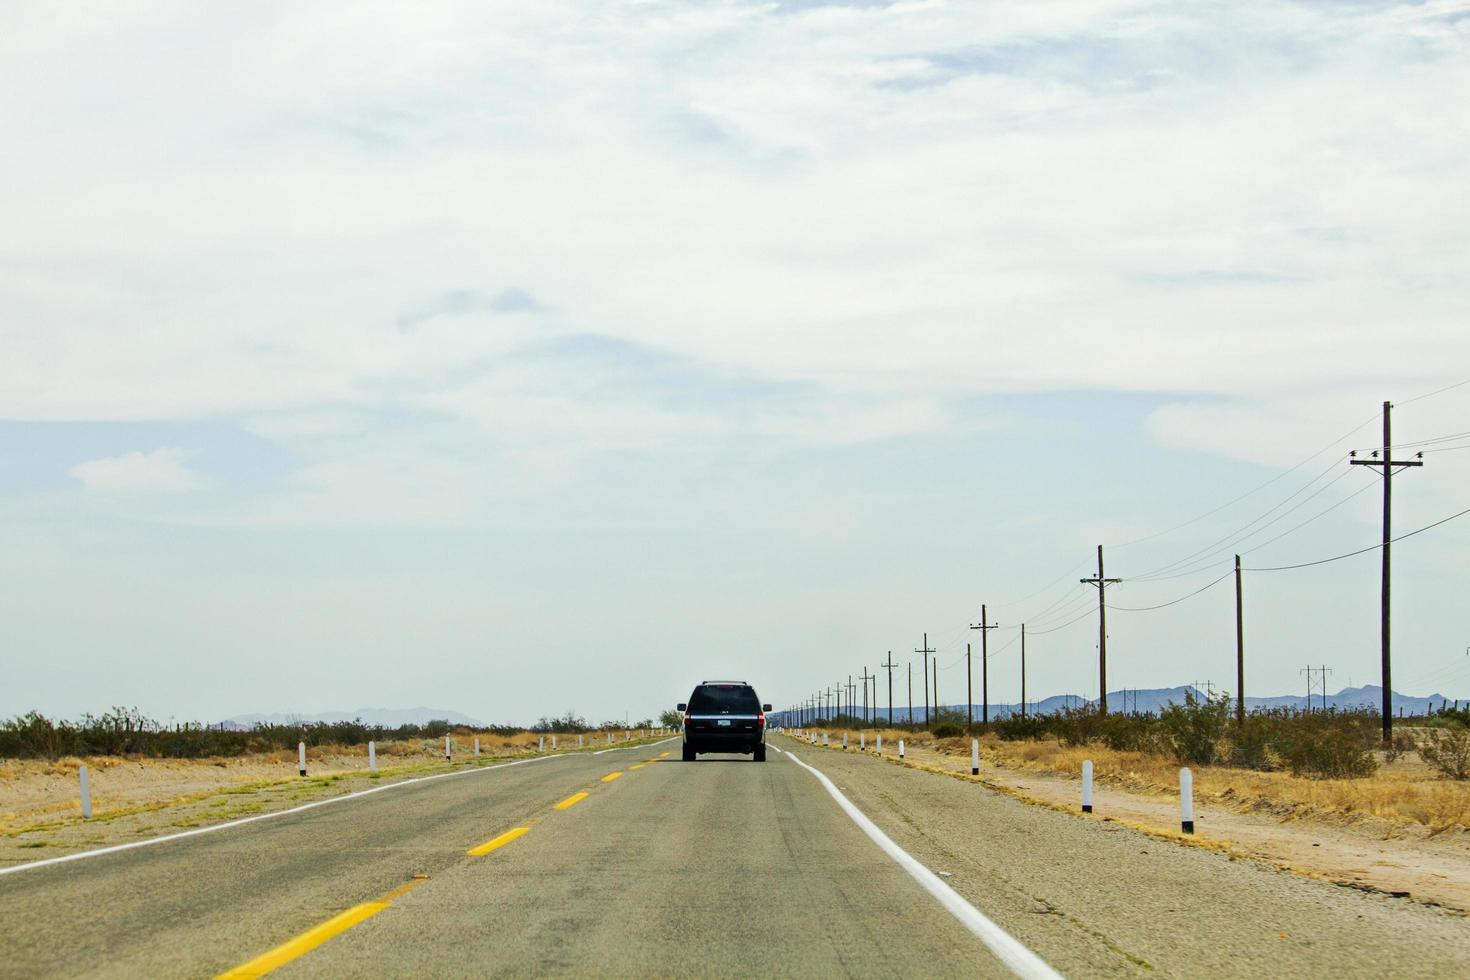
[
  {"left": 809, "top": 733, "right": 1470, "bottom": 913},
  {"left": 778, "top": 735, "right": 1470, "bottom": 978}
]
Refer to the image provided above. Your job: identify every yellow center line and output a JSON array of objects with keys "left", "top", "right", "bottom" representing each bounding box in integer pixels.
[
  {"left": 554, "top": 791, "right": 589, "bottom": 810},
  {"left": 216, "top": 870, "right": 426, "bottom": 980},
  {"left": 629, "top": 763, "right": 646, "bottom": 770},
  {"left": 467, "top": 826, "right": 531, "bottom": 857},
  {"left": 601, "top": 771, "right": 623, "bottom": 782},
  {"left": 658, "top": 751, "right": 671, "bottom": 758}
]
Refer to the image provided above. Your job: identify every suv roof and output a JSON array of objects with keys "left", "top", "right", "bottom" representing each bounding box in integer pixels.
[{"left": 699, "top": 680, "right": 748, "bottom": 685}]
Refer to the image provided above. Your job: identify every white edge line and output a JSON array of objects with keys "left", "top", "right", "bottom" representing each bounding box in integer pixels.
[
  {"left": 1, "top": 739, "right": 665, "bottom": 878},
  {"left": 783, "top": 747, "right": 1062, "bottom": 980}
]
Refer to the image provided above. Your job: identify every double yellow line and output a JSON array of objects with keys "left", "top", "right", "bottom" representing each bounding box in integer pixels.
[{"left": 217, "top": 752, "right": 669, "bottom": 979}]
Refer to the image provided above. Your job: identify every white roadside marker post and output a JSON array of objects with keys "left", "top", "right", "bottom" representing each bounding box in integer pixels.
[
  {"left": 298, "top": 742, "right": 306, "bottom": 777},
  {"left": 971, "top": 739, "right": 979, "bottom": 776},
  {"left": 876, "top": 734, "right": 882, "bottom": 754},
  {"left": 1082, "top": 760, "right": 1094, "bottom": 813},
  {"left": 1180, "top": 768, "right": 1195, "bottom": 834},
  {"left": 474, "top": 737, "right": 480, "bottom": 756},
  {"left": 445, "top": 736, "right": 451, "bottom": 760},
  {"left": 368, "top": 741, "right": 376, "bottom": 772},
  {"left": 607, "top": 732, "right": 613, "bottom": 745},
  {"left": 552, "top": 735, "right": 557, "bottom": 750},
  {"left": 578, "top": 734, "right": 584, "bottom": 748},
  {"left": 842, "top": 732, "right": 848, "bottom": 750},
  {"left": 79, "top": 765, "right": 92, "bottom": 819},
  {"left": 538, "top": 736, "right": 545, "bottom": 753},
  {"left": 898, "top": 739, "right": 905, "bottom": 759},
  {"left": 860, "top": 732, "right": 866, "bottom": 751},
  {"left": 822, "top": 733, "right": 829, "bottom": 746}
]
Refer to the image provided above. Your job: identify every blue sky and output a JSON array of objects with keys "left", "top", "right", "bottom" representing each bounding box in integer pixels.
[{"left": 2, "top": 0, "right": 1468, "bottom": 724}]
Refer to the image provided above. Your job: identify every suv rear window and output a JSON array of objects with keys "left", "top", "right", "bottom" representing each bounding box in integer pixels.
[{"left": 688, "top": 685, "right": 761, "bottom": 713}]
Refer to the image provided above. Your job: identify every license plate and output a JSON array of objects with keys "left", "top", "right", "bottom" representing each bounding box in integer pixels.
[{"left": 717, "top": 719, "right": 732, "bottom": 727}]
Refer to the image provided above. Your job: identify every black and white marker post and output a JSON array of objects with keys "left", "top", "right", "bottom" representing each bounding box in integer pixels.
[
  {"left": 298, "top": 742, "right": 306, "bottom": 777},
  {"left": 368, "top": 741, "right": 376, "bottom": 772},
  {"left": 1180, "top": 767, "right": 1195, "bottom": 833},
  {"left": 971, "top": 739, "right": 979, "bottom": 776},
  {"left": 445, "top": 736, "right": 451, "bottom": 760},
  {"left": 898, "top": 739, "right": 905, "bottom": 759},
  {"left": 1082, "top": 760, "right": 1094, "bottom": 813}
]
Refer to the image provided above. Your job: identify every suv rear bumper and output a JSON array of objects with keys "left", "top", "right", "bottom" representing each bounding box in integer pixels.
[{"left": 683, "top": 731, "right": 764, "bottom": 754}]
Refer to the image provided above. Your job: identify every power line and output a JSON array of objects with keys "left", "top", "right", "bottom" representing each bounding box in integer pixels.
[
  {"left": 1027, "top": 606, "right": 1096, "bottom": 636},
  {"left": 1106, "top": 569, "right": 1234, "bottom": 612},
  {"left": 1398, "top": 377, "right": 1470, "bottom": 406},
  {"left": 1244, "top": 504, "right": 1470, "bottom": 572},
  {"left": 1107, "top": 410, "right": 1382, "bottom": 553}
]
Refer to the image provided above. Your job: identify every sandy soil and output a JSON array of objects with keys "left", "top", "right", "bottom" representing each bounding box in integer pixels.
[{"left": 792, "top": 729, "right": 1470, "bottom": 914}]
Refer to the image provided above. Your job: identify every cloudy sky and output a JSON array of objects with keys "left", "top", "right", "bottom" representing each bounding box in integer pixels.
[{"left": 4, "top": 0, "right": 1469, "bottom": 725}]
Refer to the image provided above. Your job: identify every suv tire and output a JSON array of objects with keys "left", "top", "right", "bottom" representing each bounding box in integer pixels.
[
  {"left": 682, "top": 743, "right": 696, "bottom": 762},
  {"left": 753, "top": 745, "right": 766, "bottom": 762}
]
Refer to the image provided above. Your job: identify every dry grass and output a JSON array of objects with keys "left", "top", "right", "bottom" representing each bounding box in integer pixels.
[{"left": 800, "top": 726, "right": 1470, "bottom": 834}]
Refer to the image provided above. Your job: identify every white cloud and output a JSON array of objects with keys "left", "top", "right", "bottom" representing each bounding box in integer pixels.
[
  {"left": 3, "top": 0, "right": 1468, "bottom": 508},
  {"left": 68, "top": 449, "right": 211, "bottom": 495}
]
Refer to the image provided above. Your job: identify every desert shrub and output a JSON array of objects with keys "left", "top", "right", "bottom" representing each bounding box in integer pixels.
[
  {"left": 1419, "top": 727, "right": 1470, "bottom": 780},
  {"left": 0, "top": 709, "right": 530, "bottom": 760},
  {"left": 1384, "top": 729, "right": 1418, "bottom": 764},
  {"left": 1101, "top": 712, "right": 1157, "bottom": 752},
  {"left": 1159, "top": 692, "right": 1231, "bottom": 766},
  {"left": 1274, "top": 710, "right": 1378, "bottom": 778},
  {"left": 932, "top": 722, "right": 964, "bottom": 739},
  {"left": 1226, "top": 713, "right": 1275, "bottom": 770},
  {"left": 532, "top": 712, "right": 589, "bottom": 733},
  {"left": 994, "top": 713, "right": 1049, "bottom": 741},
  {"left": 1053, "top": 705, "right": 1105, "bottom": 747}
]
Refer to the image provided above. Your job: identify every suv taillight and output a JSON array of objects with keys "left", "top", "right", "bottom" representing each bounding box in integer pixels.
[
  {"left": 683, "top": 712, "right": 691, "bottom": 728},
  {"left": 756, "top": 711, "right": 766, "bottom": 727}
]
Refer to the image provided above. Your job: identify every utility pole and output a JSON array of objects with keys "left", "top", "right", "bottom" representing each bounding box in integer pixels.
[
  {"left": 932, "top": 658, "right": 939, "bottom": 722},
  {"left": 1235, "top": 554, "right": 1245, "bottom": 726},
  {"left": 1021, "top": 623, "right": 1027, "bottom": 718},
  {"left": 847, "top": 675, "right": 857, "bottom": 721},
  {"left": 915, "top": 633, "right": 935, "bottom": 725},
  {"left": 1300, "top": 666, "right": 1313, "bottom": 712},
  {"left": 1320, "top": 665, "right": 1333, "bottom": 712},
  {"left": 881, "top": 652, "right": 897, "bottom": 726},
  {"left": 1350, "top": 400, "right": 1424, "bottom": 743},
  {"left": 1081, "top": 545, "right": 1122, "bottom": 714},
  {"left": 965, "top": 642, "right": 973, "bottom": 729},
  {"left": 861, "top": 667, "right": 874, "bottom": 725},
  {"left": 907, "top": 662, "right": 913, "bottom": 727},
  {"left": 970, "top": 605, "right": 998, "bottom": 724}
]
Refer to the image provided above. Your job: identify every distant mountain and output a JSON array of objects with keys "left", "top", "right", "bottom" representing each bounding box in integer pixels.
[
  {"left": 796, "top": 684, "right": 1463, "bottom": 724},
  {"left": 221, "top": 707, "right": 486, "bottom": 729}
]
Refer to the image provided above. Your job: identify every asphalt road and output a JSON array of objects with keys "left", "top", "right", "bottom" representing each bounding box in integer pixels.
[{"left": 2, "top": 734, "right": 1467, "bottom": 978}]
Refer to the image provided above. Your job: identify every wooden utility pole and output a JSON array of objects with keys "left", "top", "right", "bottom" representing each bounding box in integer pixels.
[
  {"left": 1350, "top": 400, "right": 1424, "bottom": 744},
  {"left": 881, "top": 652, "right": 897, "bottom": 726},
  {"left": 1021, "top": 623, "right": 1027, "bottom": 718},
  {"left": 907, "top": 662, "right": 913, "bottom": 727},
  {"left": 1234, "top": 554, "right": 1245, "bottom": 726},
  {"left": 847, "top": 675, "right": 857, "bottom": 720},
  {"left": 970, "top": 605, "right": 998, "bottom": 724},
  {"left": 965, "top": 642, "right": 973, "bottom": 728},
  {"left": 915, "top": 633, "right": 936, "bottom": 725},
  {"left": 861, "top": 667, "right": 874, "bottom": 725},
  {"left": 932, "top": 658, "right": 939, "bottom": 722},
  {"left": 1081, "top": 545, "right": 1122, "bottom": 714}
]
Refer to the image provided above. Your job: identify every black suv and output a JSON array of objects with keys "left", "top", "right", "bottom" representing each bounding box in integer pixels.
[{"left": 678, "top": 681, "right": 771, "bottom": 762}]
